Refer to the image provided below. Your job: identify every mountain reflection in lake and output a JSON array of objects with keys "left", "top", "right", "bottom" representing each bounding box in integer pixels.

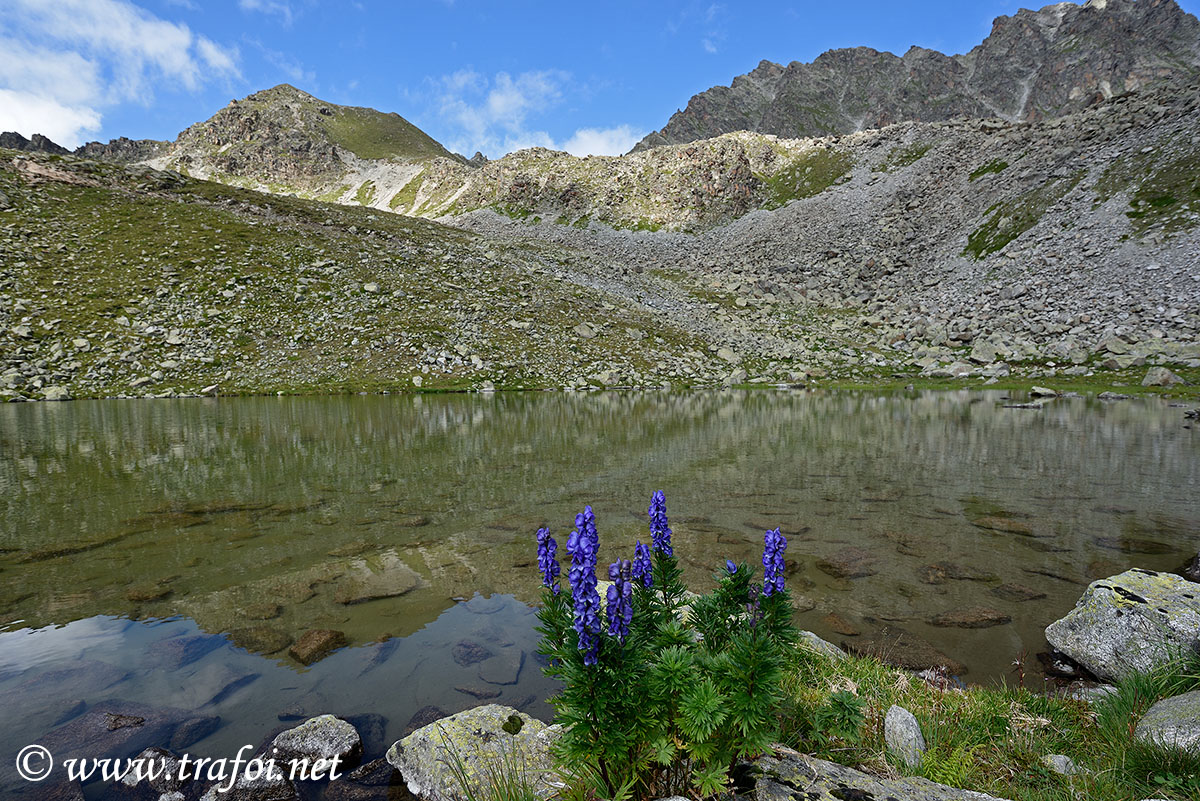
[{"left": 0, "top": 390, "right": 1196, "bottom": 774}]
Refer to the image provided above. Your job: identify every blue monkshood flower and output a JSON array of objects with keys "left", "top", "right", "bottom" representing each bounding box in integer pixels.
[
  {"left": 606, "top": 559, "right": 634, "bottom": 643},
  {"left": 567, "top": 506, "right": 601, "bottom": 665},
  {"left": 762, "top": 527, "right": 787, "bottom": 596},
  {"left": 536, "top": 527, "right": 560, "bottom": 594},
  {"left": 648, "top": 490, "right": 673, "bottom": 556},
  {"left": 726, "top": 559, "right": 738, "bottom": 575},
  {"left": 632, "top": 540, "right": 653, "bottom": 588}
]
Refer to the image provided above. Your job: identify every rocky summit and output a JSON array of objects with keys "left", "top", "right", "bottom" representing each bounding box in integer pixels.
[
  {"left": 3, "top": 0, "right": 1200, "bottom": 400},
  {"left": 633, "top": 0, "right": 1200, "bottom": 150}
]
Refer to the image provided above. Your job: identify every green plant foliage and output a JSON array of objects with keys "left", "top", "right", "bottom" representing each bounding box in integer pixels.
[
  {"left": 535, "top": 503, "right": 797, "bottom": 801},
  {"left": 809, "top": 690, "right": 866, "bottom": 745}
]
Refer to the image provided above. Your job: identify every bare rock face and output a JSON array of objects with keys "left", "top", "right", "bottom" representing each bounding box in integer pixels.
[
  {"left": 0, "top": 131, "right": 69, "bottom": 155},
  {"left": 633, "top": 0, "right": 1200, "bottom": 151},
  {"left": 385, "top": 705, "right": 561, "bottom": 801},
  {"left": 1045, "top": 568, "right": 1200, "bottom": 681}
]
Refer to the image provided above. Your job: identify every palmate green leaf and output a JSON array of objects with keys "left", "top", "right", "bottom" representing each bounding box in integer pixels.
[
  {"left": 679, "top": 677, "right": 727, "bottom": 742},
  {"left": 691, "top": 761, "right": 730, "bottom": 797}
]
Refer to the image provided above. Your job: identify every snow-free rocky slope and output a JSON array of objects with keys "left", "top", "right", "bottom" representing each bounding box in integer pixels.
[
  {"left": 3, "top": 0, "right": 1199, "bottom": 400},
  {"left": 633, "top": 0, "right": 1200, "bottom": 150}
]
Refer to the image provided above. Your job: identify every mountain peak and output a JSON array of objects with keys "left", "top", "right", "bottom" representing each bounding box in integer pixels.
[{"left": 633, "top": 0, "right": 1200, "bottom": 151}]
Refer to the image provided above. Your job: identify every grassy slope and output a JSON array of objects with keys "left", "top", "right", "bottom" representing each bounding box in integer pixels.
[{"left": 0, "top": 152, "right": 709, "bottom": 399}]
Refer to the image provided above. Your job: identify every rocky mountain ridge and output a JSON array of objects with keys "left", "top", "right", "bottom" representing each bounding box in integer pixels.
[{"left": 634, "top": 0, "right": 1200, "bottom": 150}]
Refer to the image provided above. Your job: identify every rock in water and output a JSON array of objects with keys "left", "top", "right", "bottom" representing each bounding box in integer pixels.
[
  {"left": 289, "top": 630, "right": 348, "bottom": 665},
  {"left": 271, "top": 714, "right": 362, "bottom": 768},
  {"left": 1044, "top": 569, "right": 1200, "bottom": 682},
  {"left": 929, "top": 606, "right": 1012, "bottom": 628},
  {"left": 1178, "top": 552, "right": 1200, "bottom": 583},
  {"left": 385, "top": 705, "right": 561, "bottom": 801},
  {"left": 884, "top": 705, "right": 926, "bottom": 767},
  {"left": 1134, "top": 690, "right": 1200, "bottom": 753}
]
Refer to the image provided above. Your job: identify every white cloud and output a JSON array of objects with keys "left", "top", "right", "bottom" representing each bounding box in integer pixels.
[
  {"left": 427, "top": 69, "right": 640, "bottom": 158},
  {"left": 238, "top": 0, "right": 295, "bottom": 26},
  {"left": 561, "top": 125, "right": 642, "bottom": 157},
  {"left": 0, "top": 0, "right": 239, "bottom": 146},
  {"left": 433, "top": 68, "right": 568, "bottom": 157},
  {"left": 0, "top": 89, "right": 102, "bottom": 146}
]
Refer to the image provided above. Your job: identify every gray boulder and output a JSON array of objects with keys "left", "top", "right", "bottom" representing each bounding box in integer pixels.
[
  {"left": 1142, "top": 366, "right": 1186, "bottom": 387},
  {"left": 270, "top": 714, "right": 362, "bottom": 768},
  {"left": 1134, "top": 690, "right": 1200, "bottom": 752},
  {"left": 754, "top": 746, "right": 1010, "bottom": 801},
  {"left": 385, "top": 704, "right": 561, "bottom": 801},
  {"left": 1045, "top": 569, "right": 1200, "bottom": 682},
  {"left": 884, "top": 705, "right": 926, "bottom": 768},
  {"left": 1041, "top": 754, "right": 1078, "bottom": 775},
  {"left": 797, "top": 630, "right": 846, "bottom": 660}
]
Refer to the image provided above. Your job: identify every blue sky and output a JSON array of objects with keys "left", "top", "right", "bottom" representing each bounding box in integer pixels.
[{"left": 2, "top": 0, "right": 1198, "bottom": 156}]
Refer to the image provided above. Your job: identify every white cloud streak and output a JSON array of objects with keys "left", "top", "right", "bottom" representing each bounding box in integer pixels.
[
  {"left": 429, "top": 69, "right": 643, "bottom": 158},
  {"left": 0, "top": 0, "right": 239, "bottom": 147}
]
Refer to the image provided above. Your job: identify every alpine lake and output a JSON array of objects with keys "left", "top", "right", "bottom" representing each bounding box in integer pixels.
[{"left": 1, "top": 389, "right": 1197, "bottom": 789}]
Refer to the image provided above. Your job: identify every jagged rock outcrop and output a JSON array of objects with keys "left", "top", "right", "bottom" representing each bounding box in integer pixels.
[
  {"left": 633, "top": 0, "right": 1200, "bottom": 151},
  {"left": 0, "top": 131, "right": 69, "bottom": 155},
  {"left": 75, "top": 136, "right": 169, "bottom": 163}
]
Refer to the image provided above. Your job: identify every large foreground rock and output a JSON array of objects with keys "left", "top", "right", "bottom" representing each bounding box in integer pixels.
[
  {"left": 385, "top": 705, "right": 561, "bottom": 801},
  {"left": 753, "top": 746, "right": 1010, "bottom": 801},
  {"left": 1134, "top": 690, "right": 1200, "bottom": 753},
  {"left": 1044, "top": 569, "right": 1200, "bottom": 681}
]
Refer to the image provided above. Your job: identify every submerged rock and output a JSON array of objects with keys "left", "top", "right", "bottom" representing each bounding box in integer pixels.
[
  {"left": 815, "top": 546, "right": 877, "bottom": 578},
  {"left": 1045, "top": 569, "right": 1200, "bottom": 682},
  {"left": 1135, "top": 690, "right": 1200, "bottom": 752},
  {"left": 289, "top": 629, "right": 347, "bottom": 665},
  {"left": 846, "top": 628, "right": 967, "bottom": 675},
  {"left": 385, "top": 704, "right": 561, "bottom": 801},
  {"left": 929, "top": 606, "right": 1012, "bottom": 628}
]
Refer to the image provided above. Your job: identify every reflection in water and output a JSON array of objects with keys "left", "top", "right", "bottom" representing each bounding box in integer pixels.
[
  {"left": 0, "top": 389, "right": 1197, "bottom": 773},
  {"left": 0, "top": 596, "right": 555, "bottom": 793}
]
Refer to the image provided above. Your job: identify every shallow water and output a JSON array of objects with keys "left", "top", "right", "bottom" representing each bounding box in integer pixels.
[{"left": 0, "top": 390, "right": 1196, "bottom": 788}]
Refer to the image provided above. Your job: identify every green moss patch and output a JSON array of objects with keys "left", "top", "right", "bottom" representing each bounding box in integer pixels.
[
  {"left": 764, "top": 149, "right": 854, "bottom": 208},
  {"left": 876, "top": 143, "right": 931, "bottom": 173},
  {"left": 968, "top": 159, "right": 1009, "bottom": 181},
  {"left": 963, "top": 173, "right": 1083, "bottom": 259}
]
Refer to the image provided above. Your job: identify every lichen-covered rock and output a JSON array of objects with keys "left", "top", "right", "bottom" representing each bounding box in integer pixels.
[
  {"left": 1045, "top": 569, "right": 1200, "bottom": 681},
  {"left": 798, "top": 630, "right": 845, "bottom": 660},
  {"left": 753, "top": 746, "right": 1011, "bottom": 801},
  {"left": 884, "top": 705, "right": 926, "bottom": 767},
  {"left": 385, "top": 704, "right": 561, "bottom": 801},
  {"left": 1134, "top": 689, "right": 1200, "bottom": 752}
]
